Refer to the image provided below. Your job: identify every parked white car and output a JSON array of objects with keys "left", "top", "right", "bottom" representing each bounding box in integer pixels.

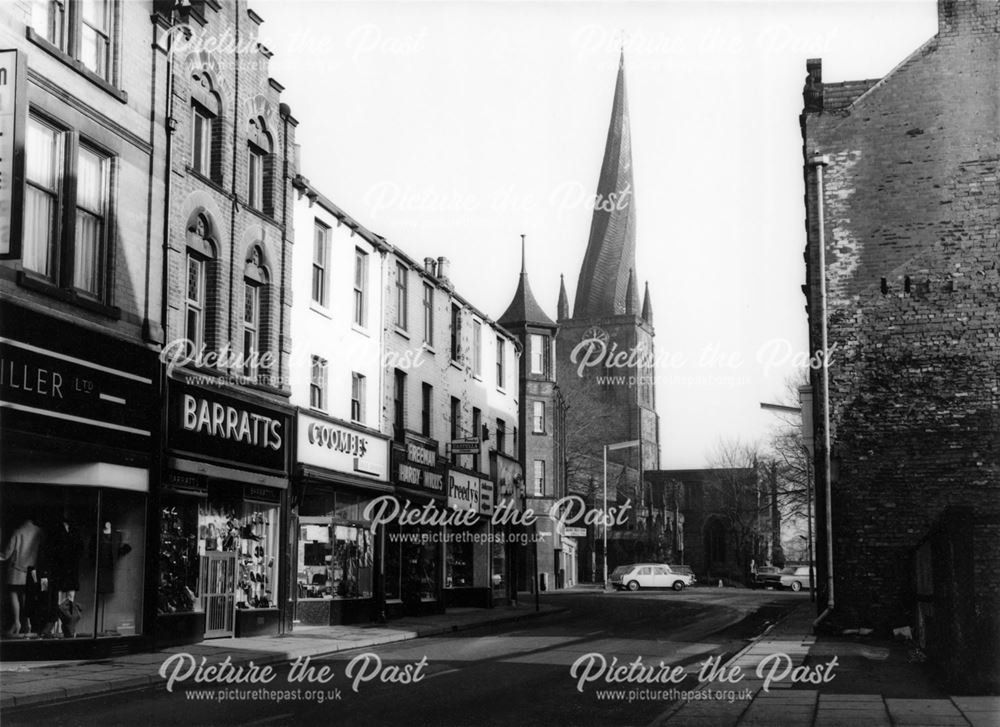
[
  {"left": 610, "top": 563, "right": 694, "bottom": 592},
  {"left": 779, "top": 566, "right": 815, "bottom": 592}
]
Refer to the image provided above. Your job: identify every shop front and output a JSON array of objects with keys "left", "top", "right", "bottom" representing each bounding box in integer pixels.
[
  {"left": 444, "top": 468, "right": 495, "bottom": 609},
  {"left": 157, "top": 381, "right": 290, "bottom": 646},
  {"left": 0, "top": 302, "right": 158, "bottom": 659},
  {"left": 293, "top": 412, "right": 390, "bottom": 626},
  {"left": 386, "top": 437, "right": 446, "bottom": 618},
  {"left": 492, "top": 452, "right": 525, "bottom": 605}
]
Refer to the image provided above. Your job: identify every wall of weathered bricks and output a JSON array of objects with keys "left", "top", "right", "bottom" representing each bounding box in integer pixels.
[
  {"left": 164, "top": 0, "right": 295, "bottom": 393},
  {"left": 802, "top": 0, "right": 999, "bottom": 639}
]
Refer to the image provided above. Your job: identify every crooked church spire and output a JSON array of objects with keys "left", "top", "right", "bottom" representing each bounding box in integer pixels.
[{"left": 572, "top": 51, "right": 637, "bottom": 320}]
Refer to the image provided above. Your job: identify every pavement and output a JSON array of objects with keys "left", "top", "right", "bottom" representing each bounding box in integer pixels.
[
  {"left": 651, "top": 599, "right": 1000, "bottom": 727},
  {"left": 0, "top": 600, "right": 564, "bottom": 712},
  {"left": 3, "top": 590, "right": 998, "bottom": 727}
]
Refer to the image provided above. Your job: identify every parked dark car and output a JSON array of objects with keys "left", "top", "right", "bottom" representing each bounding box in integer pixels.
[{"left": 751, "top": 566, "right": 783, "bottom": 589}]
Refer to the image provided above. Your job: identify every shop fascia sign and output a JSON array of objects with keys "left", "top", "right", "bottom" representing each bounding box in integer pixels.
[
  {"left": 168, "top": 383, "right": 287, "bottom": 472},
  {"left": 395, "top": 440, "right": 444, "bottom": 492},
  {"left": 447, "top": 471, "right": 494, "bottom": 516},
  {"left": 298, "top": 411, "right": 387, "bottom": 480},
  {"left": 449, "top": 437, "right": 480, "bottom": 454}
]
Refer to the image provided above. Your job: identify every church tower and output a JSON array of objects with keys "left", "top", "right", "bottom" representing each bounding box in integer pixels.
[{"left": 556, "top": 52, "right": 660, "bottom": 565}]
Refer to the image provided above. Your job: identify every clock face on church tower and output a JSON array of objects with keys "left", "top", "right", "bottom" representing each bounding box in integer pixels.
[{"left": 581, "top": 326, "right": 609, "bottom": 345}]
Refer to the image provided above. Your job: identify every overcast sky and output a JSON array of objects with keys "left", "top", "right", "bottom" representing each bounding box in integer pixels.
[{"left": 257, "top": 0, "right": 938, "bottom": 468}]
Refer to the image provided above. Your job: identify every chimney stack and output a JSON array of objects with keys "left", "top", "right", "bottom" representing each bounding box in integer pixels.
[
  {"left": 437, "top": 256, "right": 450, "bottom": 282},
  {"left": 424, "top": 257, "right": 437, "bottom": 276}
]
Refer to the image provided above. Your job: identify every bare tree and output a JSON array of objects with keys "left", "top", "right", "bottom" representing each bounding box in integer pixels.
[
  {"left": 763, "top": 372, "right": 814, "bottom": 564},
  {"left": 704, "top": 438, "right": 770, "bottom": 579}
]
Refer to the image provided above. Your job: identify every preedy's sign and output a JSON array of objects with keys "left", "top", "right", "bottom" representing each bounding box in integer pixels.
[
  {"left": 168, "top": 382, "right": 288, "bottom": 473},
  {"left": 447, "top": 471, "right": 495, "bottom": 516},
  {"left": 297, "top": 412, "right": 387, "bottom": 480}
]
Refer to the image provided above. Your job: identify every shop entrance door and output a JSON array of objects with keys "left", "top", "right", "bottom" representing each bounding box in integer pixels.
[{"left": 201, "top": 552, "right": 237, "bottom": 638}]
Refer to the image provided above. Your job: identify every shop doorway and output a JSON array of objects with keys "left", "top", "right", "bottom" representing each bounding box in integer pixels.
[{"left": 201, "top": 552, "right": 236, "bottom": 638}]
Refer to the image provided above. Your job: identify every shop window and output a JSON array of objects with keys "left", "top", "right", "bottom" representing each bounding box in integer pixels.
[
  {"left": 383, "top": 521, "right": 439, "bottom": 606},
  {"left": 196, "top": 495, "right": 280, "bottom": 626},
  {"left": 446, "top": 536, "right": 473, "bottom": 588},
  {"left": 1, "top": 484, "right": 144, "bottom": 641},
  {"left": 297, "top": 491, "right": 377, "bottom": 603},
  {"left": 22, "top": 114, "right": 112, "bottom": 300},
  {"left": 158, "top": 497, "right": 201, "bottom": 615}
]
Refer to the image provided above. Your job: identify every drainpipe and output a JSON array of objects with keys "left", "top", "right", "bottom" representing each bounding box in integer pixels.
[{"left": 809, "top": 154, "right": 835, "bottom": 630}]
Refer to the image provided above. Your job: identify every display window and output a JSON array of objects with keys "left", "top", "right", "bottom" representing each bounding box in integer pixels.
[
  {"left": 158, "top": 496, "right": 201, "bottom": 615},
  {"left": 384, "top": 522, "right": 439, "bottom": 604},
  {"left": 1, "top": 484, "right": 146, "bottom": 641},
  {"left": 297, "top": 490, "right": 375, "bottom": 601},
  {"left": 491, "top": 538, "right": 506, "bottom": 595}
]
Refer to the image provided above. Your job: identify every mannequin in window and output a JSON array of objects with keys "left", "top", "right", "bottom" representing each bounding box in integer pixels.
[
  {"left": 50, "top": 513, "right": 83, "bottom": 605},
  {"left": 0, "top": 515, "right": 44, "bottom": 637}
]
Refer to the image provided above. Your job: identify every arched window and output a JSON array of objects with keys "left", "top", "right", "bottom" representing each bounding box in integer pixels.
[
  {"left": 243, "top": 245, "right": 270, "bottom": 381},
  {"left": 190, "top": 71, "right": 221, "bottom": 181},
  {"left": 185, "top": 213, "right": 217, "bottom": 353},
  {"left": 247, "top": 116, "right": 274, "bottom": 214}
]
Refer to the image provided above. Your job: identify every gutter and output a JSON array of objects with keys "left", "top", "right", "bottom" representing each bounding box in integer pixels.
[{"left": 809, "top": 154, "right": 835, "bottom": 630}]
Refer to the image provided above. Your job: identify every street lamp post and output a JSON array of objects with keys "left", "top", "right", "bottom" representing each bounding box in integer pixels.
[{"left": 603, "top": 440, "right": 640, "bottom": 591}]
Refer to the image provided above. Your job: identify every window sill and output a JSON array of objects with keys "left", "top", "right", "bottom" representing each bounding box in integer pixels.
[
  {"left": 26, "top": 28, "right": 128, "bottom": 104},
  {"left": 421, "top": 343, "right": 436, "bottom": 356},
  {"left": 309, "top": 302, "right": 333, "bottom": 320},
  {"left": 449, "top": 359, "right": 463, "bottom": 371},
  {"left": 394, "top": 326, "right": 410, "bottom": 340},
  {"left": 17, "top": 271, "right": 121, "bottom": 319},
  {"left": 351, "top": 324, "right": 370, "bottom": 338},
  {"left": 186, "top": 166, "right": 229, "bottom": 196}
]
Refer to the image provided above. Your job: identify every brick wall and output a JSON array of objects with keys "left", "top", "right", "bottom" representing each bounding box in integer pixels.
[
  {"left": 802, "top": 0, "right": 1000, "bottom": 635},
  {"left": 163, "top": 0, "right": 295, "bottom": 397}
]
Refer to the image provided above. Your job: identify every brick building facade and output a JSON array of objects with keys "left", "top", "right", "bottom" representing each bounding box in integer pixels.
[
  {"left": 153, "top": 0, "right": 297, "bottom": 645},
  {"left": 801, "top": 0, "right": 999, "bottom": 684}
]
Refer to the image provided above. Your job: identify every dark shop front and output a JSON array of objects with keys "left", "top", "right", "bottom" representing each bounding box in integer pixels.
[
  {"left": 157, "top": 380, "right": 291, "bottom": 646},
  {"left": 0, "top": 302, "right": 159, "bottom": 660}
]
